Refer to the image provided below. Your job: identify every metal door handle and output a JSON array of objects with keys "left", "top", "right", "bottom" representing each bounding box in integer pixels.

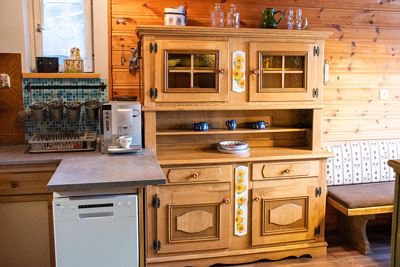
[
  {"left": 223, "top": 197, "right": 231, "bottom": 204},
  {"left": 251, "top": 70, "right": 260, "bottom": 75}
]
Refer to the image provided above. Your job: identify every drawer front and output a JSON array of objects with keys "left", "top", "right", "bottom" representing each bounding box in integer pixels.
[
  {"left": 252, "top": 160, "right": 319, "bottom": 180},
  {"left": 163, "top": 165, "right": 232, "bottom": 184},
  {"left": 0, "top": 171, "right": 53, "bottom": 195}
]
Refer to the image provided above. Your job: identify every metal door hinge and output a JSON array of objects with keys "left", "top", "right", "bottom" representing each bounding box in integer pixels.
[
  {"left": 313, "top": 46, "right": 320, "bottom": 56},
  {"left": 315, "top": 186, "right": 322, "bottom": 197},
  {"left": 312, "top": 88, "right": 319, "bottom": 98},
  {"left": 150, "top": 42, "right": 158, "bottom": 53},
  {"left": 150, "top": 88, "right": 158, "bottom": 99},
  {"left": 153, "top": 240, "right": 161, "bottom": 251},
  {"left": 314, "top": 226, "right": 321, "bottom": 236},
  {"left": 152, "top": 195, "right": 160, "bottom": 208}
]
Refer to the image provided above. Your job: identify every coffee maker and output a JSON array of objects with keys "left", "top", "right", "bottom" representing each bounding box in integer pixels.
[{"left": 100, "top": 101, "right": 142, "bottom": 153}]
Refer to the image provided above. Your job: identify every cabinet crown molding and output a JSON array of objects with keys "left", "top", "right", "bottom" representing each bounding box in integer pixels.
[{"left": 136, "top": 25, "right": 332, "bottom": 40}]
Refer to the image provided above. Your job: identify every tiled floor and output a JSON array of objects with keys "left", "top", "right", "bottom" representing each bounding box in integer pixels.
[{"left": 214, "top": 226, "right": 391, "bottom": 267}]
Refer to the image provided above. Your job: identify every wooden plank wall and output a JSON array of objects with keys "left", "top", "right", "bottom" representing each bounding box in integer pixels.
[{"left": 109, "top": 0, "right": 400, "bottom": 143}]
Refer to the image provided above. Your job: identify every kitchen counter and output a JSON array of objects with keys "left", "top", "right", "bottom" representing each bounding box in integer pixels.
[{"left": 0, "top": 145, "right": 166, "bottom": 192}]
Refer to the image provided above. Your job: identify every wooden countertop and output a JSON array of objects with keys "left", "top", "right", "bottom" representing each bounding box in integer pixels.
[
  {"left": 157, "top": 147, "right": 333, "bottom": 166},
  {"left": 0, "top": 145, "right": 166, "bottom": 192}
]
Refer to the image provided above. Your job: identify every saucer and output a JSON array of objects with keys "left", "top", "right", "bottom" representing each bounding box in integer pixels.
[{"left": 107, "top": 145, "right": 142, "bottom": 154}]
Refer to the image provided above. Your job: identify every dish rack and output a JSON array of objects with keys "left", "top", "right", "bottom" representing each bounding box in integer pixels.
[{"left": 28, "top": 132, "right": 97, "bottom": 153}]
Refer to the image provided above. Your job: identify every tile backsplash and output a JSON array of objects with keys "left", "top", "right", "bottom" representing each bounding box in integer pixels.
[{"left": 23, "top": 78, "right": 108, "bottom": 140}]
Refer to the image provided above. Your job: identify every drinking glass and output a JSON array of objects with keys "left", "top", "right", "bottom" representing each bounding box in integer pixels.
[
  {"left": 286, "top": 8, "right": 295, "bottom": 30},
  {"left": 296, "top": 9, "right": 308, "bottom": 30},
  {"left": 210, "top": 3, "right": 224, "bottom": 27},
  {"left": 227, "top": 4, "right": 240, "bottom": 28}
]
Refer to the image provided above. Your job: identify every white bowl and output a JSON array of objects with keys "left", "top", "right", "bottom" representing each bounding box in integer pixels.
[{"left": 218, "top": 141, "right": 248, "bottom": 151}]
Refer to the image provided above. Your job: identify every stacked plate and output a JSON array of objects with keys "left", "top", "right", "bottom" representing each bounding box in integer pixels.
[{"left": 217, "top": 141, "right": 249, "bottom": 154}]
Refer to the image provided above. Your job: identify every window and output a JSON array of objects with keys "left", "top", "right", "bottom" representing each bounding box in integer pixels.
[{"left": 33, "top": 0, "right": 93, "bottom": 72}]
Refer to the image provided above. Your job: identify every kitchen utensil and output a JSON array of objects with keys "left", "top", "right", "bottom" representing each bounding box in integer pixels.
[
  {"left": 28, "top": 132, "right": 96, "bottom": 153},
  {"left": 84, "top": 100, "right": 100, "bottom": 120},
  {"left": 210, "top": 3, "right": 224, "bottom": 27},
  {"left": 249, "top": 121, "right": 269, "bottom": 129},
  {"left": 217, "top": 147, "right": 250, "bottom": 154},
  {"left": 260, "top": 8, "right": 283, "bottom": 29},
  {"left": 192, "top": 122, "right": 209, "bottom": 131},
  {"left": 227, "top": 4, "right": 240, "bottom": 28},
  {"left": 164, "top": 6, "right": 186, "bottom": 26},
  {"left": 225, "top": 119, "right": 237, "bottom": 130},
  {"left": 64, "top": 101, "right": 82, "bottom": 122},
  {"left": 296, "top": 9, "right": 308, "bottom": 30},
  {"left": 48, "top": 99, "right": 64, "bottom": 121},
  {"left": 117, "top": 135, "right": 133, "bottom": 149},
  {"left": 286, "top": 8, "right": 295, "bottom": 30},
  {"left": 218, "top": 140, "right": 249, "bottom": 151},
  {"left": 29, "top": 101, "right": 47, "bottom": 122}
]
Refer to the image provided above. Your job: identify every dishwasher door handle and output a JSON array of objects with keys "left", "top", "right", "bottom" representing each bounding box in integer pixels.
[{"left": 79, "top": 212, "right": 114, "bottom": 219}]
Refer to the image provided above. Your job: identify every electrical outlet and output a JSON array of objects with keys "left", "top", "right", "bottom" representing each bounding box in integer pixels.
[{"left": 380, "top": 89, "right": 389, "bottom": 100}]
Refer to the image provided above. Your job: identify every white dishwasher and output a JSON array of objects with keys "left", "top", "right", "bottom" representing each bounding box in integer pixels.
[{"left": 53, "top": 194, "right": 139, "bottom": 267}]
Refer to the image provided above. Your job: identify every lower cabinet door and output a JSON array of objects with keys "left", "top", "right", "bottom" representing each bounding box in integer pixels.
[
  {"left": 155, "top": 183, "right": 231, "bottom": 254},
  {"left": 252, "top": 178, "right": 319, "bottom": 246}
]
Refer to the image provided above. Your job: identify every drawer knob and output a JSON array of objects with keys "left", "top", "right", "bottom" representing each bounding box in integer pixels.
[
  {"left": 10, "top": 181, "right": 19, "bottom": 188},
  {"left": 191, "top": 173, "right": 199, "bottom": 179},
  {"left": 223, "top": 197, "right": 231, "bottom": 204},
  {"left": 254, "top": 196, "right": 261, "bottom": 202},
  {"left": 116, "top": 17, "right": 127, "bottom": 25},
  {"left": 282, "top": 168, "right": 292, "bottom": 175}
]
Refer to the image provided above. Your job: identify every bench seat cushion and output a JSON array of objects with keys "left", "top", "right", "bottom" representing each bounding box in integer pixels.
[{"left": 328, "top": 182, "right": 394, "bottom": 209}]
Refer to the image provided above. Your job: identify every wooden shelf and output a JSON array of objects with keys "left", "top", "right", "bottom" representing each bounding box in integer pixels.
[
  {"left": 22, "top": 73, "right": 101, "bottom": 79},
  {"left": 156, "top": 146, "right": 332, "bottom": 165},
  {"left": 156, "top": 127, "right": 309, "bottom": 136}
]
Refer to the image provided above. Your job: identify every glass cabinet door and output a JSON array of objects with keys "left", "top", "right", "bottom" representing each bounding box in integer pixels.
[
  {"left": 249, "top": 43, "right": 318, "bottom": 102},
  {"left": 167, "top": 52, "right": 218, "bottom": 92},
  {"left": 153, "top": 40, "right": 228, "bottom": 103}
]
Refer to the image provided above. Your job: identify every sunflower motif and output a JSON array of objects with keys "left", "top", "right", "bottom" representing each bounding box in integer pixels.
[
  {"left": 237, "top": 223, "right": 245, "bottom": 233},
  {"left": 234, "top": 61, "right": 242, "bottom": 70},
  {"left": 235, "top": 55, "right": 244, "bottom": 64},
  {"left": 233, "top": 69, "right": 243, "bottom": 80},
  {"left": 236, "top": 208, "right": 244, "bottom": 216},
  {"left": 236, "top": 169, "right": 246, "bottom": 178},
  {"left": 238, "top": 79, "right": 245, "bottom": 88},
  {"left": 237, "top": 196, "right": 247, "bottom": 206},
  {"left": 236, "top": 183, "right": 246, "bottom": 194},
  {"left": 237, "top": 176, "right": 245, "bottom": 184},
  {"left": 236, "top": 215, "right": 244, "bottom": 224}
]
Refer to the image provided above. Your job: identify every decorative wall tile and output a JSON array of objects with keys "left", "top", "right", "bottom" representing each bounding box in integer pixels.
[{"left": 23, "top": 78, "right": 108, "bottom": 140}]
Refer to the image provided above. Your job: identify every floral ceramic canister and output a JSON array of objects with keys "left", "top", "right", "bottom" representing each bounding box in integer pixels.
[
  {"left": 64, "top": 47, "right": 84, "bottom": 73},
  {"left": 232, "top": 51, "right": 246, "bottom": 93},
  {"left": 234, "top": 165, "right": 248, "bottom": 236}
]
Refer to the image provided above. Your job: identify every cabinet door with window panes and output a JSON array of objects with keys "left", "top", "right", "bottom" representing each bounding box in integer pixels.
[
  {"left": 153, "top": 40, "right": 228, "bottom": 102},
  {"left": 249, "top": 43, "right": 318, "bottom": 102}
]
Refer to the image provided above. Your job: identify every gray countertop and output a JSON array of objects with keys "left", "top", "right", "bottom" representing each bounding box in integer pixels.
[{"left": 0, "top": 145, "right": 166, "bottom": 192}]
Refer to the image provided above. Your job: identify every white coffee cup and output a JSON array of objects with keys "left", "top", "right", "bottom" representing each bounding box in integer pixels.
[{"left": 117, "top": 135, "right": 133, "bottom": 149}]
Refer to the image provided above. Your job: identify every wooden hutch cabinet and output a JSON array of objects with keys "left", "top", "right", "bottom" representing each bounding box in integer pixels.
[{"left": 137, "top": 26, "right": 332, "bottom": 267}]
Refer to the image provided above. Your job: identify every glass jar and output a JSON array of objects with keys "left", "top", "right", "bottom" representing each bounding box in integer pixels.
[
  {"left": 210, "top": 3, "right": 224, "bottom": 27},
  {"left": 286, "top": 8, "right": 295, "bottom": 30},
  {"left": 227, "top": 4, "right": 240, "bottom": 28}
]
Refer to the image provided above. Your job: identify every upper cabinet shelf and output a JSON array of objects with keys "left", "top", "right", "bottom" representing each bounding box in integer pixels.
[
  {"left": 156, "top": 127, "right": 309, "bottom": 136},
  {"left": 22, "top": 73, "right": 101, "bottom": 79}
]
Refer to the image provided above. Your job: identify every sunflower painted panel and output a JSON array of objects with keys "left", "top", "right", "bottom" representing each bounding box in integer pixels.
[
  {"left": 234, "top": 165, "right": 248, "bottom": 236},
  {"left": 232, "top": 51, "right": 246, "bottom": 93}
]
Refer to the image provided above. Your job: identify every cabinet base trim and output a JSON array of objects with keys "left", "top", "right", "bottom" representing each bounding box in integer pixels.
[{"left": 147, "top": 241, "right": 327, "bottom": 265}]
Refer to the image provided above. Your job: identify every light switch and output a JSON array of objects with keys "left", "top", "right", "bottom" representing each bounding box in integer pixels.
[{"left": 380, "top": 89, "right": 389, "bottom": 100}]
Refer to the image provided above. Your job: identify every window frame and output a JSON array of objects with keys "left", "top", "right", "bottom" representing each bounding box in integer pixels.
[{"left": 31, "top": 0, "right": 94, "bottom": 72}]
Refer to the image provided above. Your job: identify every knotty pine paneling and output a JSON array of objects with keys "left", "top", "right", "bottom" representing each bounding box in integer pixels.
[{"left": 109, "top": 0, "right": 400, "bottom": 142}]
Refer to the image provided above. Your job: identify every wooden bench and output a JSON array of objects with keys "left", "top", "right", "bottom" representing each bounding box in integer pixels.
[{"left": 325, "top": 140, "right": 398, "bottom": 255}]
